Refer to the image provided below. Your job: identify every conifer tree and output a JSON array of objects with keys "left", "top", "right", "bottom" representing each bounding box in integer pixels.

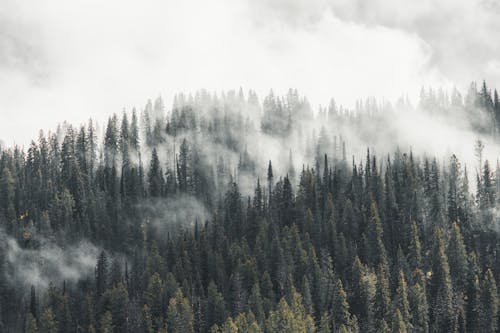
[
  {"left": 39, "top": 308, "right": 58, "bottom": 333},
  {"left": 430, "top": 229, "right": 454, "bottom": 332},
  {"left": 480, "top": 269, "right": 498, "bottom": 333},
  {"left": 25, "top": 313, "right": 38, "bottom": 333},
  {"left": 99, "top": 311, "right": 114, "bottom": 333}
]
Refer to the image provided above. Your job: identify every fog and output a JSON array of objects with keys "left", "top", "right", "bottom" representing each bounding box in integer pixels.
[
  {"left": 1, "top": 3, "right": 499, "bottom": 331},
  {"left": 0, "top": 230, "right": 100, "bottom": 289},
  {"left": 4, "top": 0, "right": 499, "bottom": 146}
]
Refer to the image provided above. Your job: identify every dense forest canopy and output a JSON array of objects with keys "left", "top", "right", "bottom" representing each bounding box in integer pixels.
[{"left": 0, "top": 81, "right": 499, "bottom": 332}]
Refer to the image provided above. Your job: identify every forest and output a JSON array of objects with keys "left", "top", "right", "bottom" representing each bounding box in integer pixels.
[{"left": 0, "top": 81, "right": 499, "bottom": 333}]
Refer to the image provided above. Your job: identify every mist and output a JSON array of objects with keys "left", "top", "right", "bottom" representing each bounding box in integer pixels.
[
  {"left": 0, "top": 230, "right": 100, "bottom": 289},
  {"left": 0, "top": 2, "right": 499, "bottom": 332},
  {"left": 5, "top": 0, "right": 499, "bottom": 146}
]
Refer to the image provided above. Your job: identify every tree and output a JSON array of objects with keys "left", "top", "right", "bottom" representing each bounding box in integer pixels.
[
  {"left": 409, "top": 269, "right": 429, "bottom": 333},
  {"left": 101, "top": 283, "right": 129, "bottom": 333},
  {"left": 141, "top": 305, "right": 154, "bottom": 333},
  {"left": 145, "top": 273, "right": 165, "bottom": 329},
  {"left": 95, "top": 251, "right": 108, "bottom": 298},
  {"left": 39, "top": 308, "right": 58, "bottom": 333},
  {"left": 267, "top": 161, "right": 274, "bottom": 207},
  {"left": 408, "top": 221, "right": 422, "bottom": 270},
  {"left": 430, "top": 229, "right": 454, "bottom": 332},
  {"left": 447, "top": 155, "right": 461, "bottom": 224},
  {"left": 99, "top": 311, "right": 114, "bottom": 333},
  {"left": 166, "top": 289, "right": 194, "bottom": 333},
  {"left": 318, "top": 312, "right": 331, "bottom": 333},
  {"left": 393, "top": 271, "right": 410, "bottom": 327},
  {"left": 206, "top": 281, "right": 228, "bottom": 328},
  {"left": 480, "top": 269, "right": 498, "bottom": 332},
  {"left": 447, "top": 222, "right": 468, "bottom": 291},
  {"left": 177, "top": 139, "right": 190, "bottom": 192},
  {"left": 219, "top": 317, "right": 238, "bottom": 333},
  {"left": 148, "top": 148, "right": 164, "bottom": 197},
  {"left": 30, "top": 285, "right": 38, "bottom": 320},
  {"left": 332, "top": 279, "right": 351, "bottom": 331},
  {"left": 374, "top": 265, "right": 391, "bottom": 330},
  {"left": 25, "top": 313, "right": 38, "bottom": 333},
  {"left": 266, "top": 295, "right": 315, "bottom": 333},
  {"left": 391, "top": 309, "right": 407, "bottom": 333},
  {"left": 367, "top": 202, "right": 389, "bottom": 270}
]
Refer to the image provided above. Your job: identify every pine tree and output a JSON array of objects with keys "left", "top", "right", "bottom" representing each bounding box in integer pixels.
[
  {"left": 318, "top": 312, "right": 331, "bottom": 333},
  {"left": 145, "top": 273, "right": 165, "bottom": 329},
  {"left": 101, "top": 282, "right": 129, "bottom": 333},
  {"left": 96, "top": 251, "right": 108, "bottom": 298},
  {"left": 367, "top": 202, "right": 389, "bottom": 270},
  {"left": 30, "top": 285, "right": 38, "bottom": 320},
  {"left": 248, "top": 283, "right": 265, "bottom": 325},
  {"left": 408, "top": 221, "right": 422, "bottom": 270},
  {"left": 393, "top": 271, "right": 410, "bottom": 326},
  {"left": 430, "top": 229, "right": 454, "bottom": 332},
  {"left": 409, "top": 269, "right": 429, "bottom": 333},
  {"left": 447, "top": 222, "right": 468, "bottom": 291},
  {"left": 467, "top": 274, "right": 482, "bottom": 332},
  {"left": 332, "top": 278, "right": 351, "bottom": 331},
  {"left": 206, "top": 281, "right": 228, "bottom": 328},
  {"left": 25, "top": 313, "right": 38, "bottom": 333},
  {"left": 219, "top": 317, "right": 238, "bottom": 333},
  {"left": 265, "top": 289, "right": 315, "bottom": 333},
  {"left": 148, "top": 148, "right": 164, "bottom": 197},
  {"left": 39, "top": 308, "right": 58, "bottom": 333},
  {"left": 99, "top": 311, "right": 114, "bottom": 333},
  {"left": 375, "top": 265, "right": 391, "bottom": 331},
  {"left": 166, "top": 289, "right": 194, "bottom": 333},
  {"left": 141, "top": 305, "right": 154, "bottom": 333},
  {"left": 480, "top": 269, "right": 498, "bottom": 333},
  {"left": 177, "top": 138, "right": 190, "bottom": 192},
  {"left": 447, "top": 154, "right": 461, "bottom": 224},
  {"left": 267, "top": 161, "right": 274, "bottom": 207},
  {"left": 391, "top": 309, "right": 407, "bottom": 333}
]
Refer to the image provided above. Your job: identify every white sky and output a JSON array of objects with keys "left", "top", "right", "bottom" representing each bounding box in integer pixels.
[{"left": 1, "top": 0, "right": 499, "bottom": 146}]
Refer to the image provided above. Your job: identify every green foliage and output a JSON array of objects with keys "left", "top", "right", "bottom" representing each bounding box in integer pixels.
[
  {"left": 99, "top": 311, "right": 114, "bottom": 333},
  {"left": 166, "top": 289, "right": 194, "bottom": 333},
  {"left": 0, "top": 88, "right": 499, "bottom": 332},
  {"left": 25, "top": 313, "right": 38, "bottom": 333},
  {"left": 39, "top": 308, "right": 58, "bottom": 333}
]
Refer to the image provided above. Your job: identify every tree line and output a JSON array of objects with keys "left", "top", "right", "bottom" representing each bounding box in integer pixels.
[{"left": 0, "top": 85, "right": 498, "bottom": 332}]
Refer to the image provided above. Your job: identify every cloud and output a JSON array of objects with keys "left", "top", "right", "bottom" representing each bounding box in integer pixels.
[
  {"left": 140, "top": 195, "right": 211, "bottom": 235},
  {"left": 325, "top": 0, "right": 500, "bottom": 87},
  {"left": 0, "top": 231, "right": 100, "bottom": 289},
  {"left": 0, "top": 0, "right": 452, "bottom": 146}
]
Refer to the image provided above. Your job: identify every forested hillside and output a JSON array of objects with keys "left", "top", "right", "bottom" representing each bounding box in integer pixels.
[{"left": 0, "top": 82, "right": 499, "bottom": 332}]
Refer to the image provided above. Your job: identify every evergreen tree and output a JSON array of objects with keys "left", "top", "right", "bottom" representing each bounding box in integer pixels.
[
  {"left": 148, "top": 148, "right": 164, "bottom": 197},
  {"left": 141, "top": 305, "right": 154, "bottom": 333},
  {"left": 393, "top": 271, "right": 410, "bottom": 326},
  {"left": 480, "top": 269, "right": 498, "bottom": 333},
  {"left": 39, "top": 308, "right": 58, "bottom": 333},
  {"left": 206, "top": 281, "right": 228, "bottom": 328},
  {"left": 447, "top": 222, "right": 468, "bottom": 291},
  {"left": 430, "top": 229, "right": 454, "bottom": 332},
  {"left": 25, "top": 313, "right": 38, "bottom": 333},
  {"left": 99, "top": 311, "right": 114, "bottom": 333},
  {"left": 166, "top": 289, "right": 194, "bottom": 333}
]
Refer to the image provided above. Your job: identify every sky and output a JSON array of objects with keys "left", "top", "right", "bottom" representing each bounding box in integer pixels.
[{"left": 1, "top": 0, "right": 499, "bottom": 146}]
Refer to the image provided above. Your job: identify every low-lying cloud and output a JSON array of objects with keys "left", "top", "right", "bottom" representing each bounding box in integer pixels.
[
  {"left": 0, "top": 0, "right": 464, "bottom": 146},
  {"left": 1, "top": 231, "right": 99, "bottom": 289}
]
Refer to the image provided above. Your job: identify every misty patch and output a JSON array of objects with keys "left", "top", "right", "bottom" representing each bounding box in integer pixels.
[
  {"left": 0, "top": 231, "right": 99, "bottom": 289},
  {"left": 139, "top": 195, "right": 211, "bottom": 236}
]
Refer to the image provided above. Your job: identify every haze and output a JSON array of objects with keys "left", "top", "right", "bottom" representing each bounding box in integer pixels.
[{"left": 1, "top": 0, "right": 499, "bottom": 145}]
